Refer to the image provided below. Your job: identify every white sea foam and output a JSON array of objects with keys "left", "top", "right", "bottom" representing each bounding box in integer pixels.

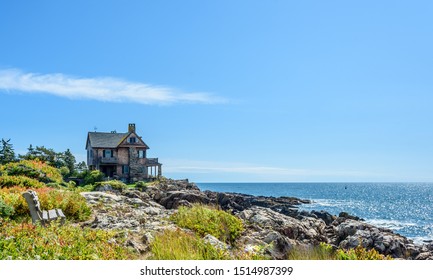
[
  {"left": 309, "top": 199, "right": 339, "bottom": 207},
  {"left": 300, "top": 199, "right": 364, "bottom": 212},
  {"left": 410, "top": 236, "right": 433, "bottom": 245},
  {"left": 366, "top": 219, "right": 417, "bottom": 231}
]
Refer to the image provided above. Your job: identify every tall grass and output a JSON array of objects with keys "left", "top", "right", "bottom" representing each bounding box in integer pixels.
[
  {"left": 287, "top": 243, "right": 336, "bottom": 260},
  {"left": 170, "top": 204, "right": 244, "bottom": 244},
  {"left": 287, "top": 243, "right": 392, "bottom": 260},
  {"left": 150, "top": 229, "right": 230, "bottom": 260}
]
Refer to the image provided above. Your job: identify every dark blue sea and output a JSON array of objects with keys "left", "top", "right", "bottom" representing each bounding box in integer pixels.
[{"left": 197, "top": 182, "right": 433, "bottom": 244}]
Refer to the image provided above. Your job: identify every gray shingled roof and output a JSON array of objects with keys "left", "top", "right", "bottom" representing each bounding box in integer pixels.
[{"left": 87, "top": 132, "right": 129, "bottom": 148}]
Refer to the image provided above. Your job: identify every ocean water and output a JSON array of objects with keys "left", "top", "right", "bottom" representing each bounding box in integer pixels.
[{"left": 197, "top": 182, "right": 433, "bottom": 244}]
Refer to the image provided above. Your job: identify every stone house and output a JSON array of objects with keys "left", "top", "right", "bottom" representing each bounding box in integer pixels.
[{"left": 86, "top": 123, "right": 162, "bottom": 182}]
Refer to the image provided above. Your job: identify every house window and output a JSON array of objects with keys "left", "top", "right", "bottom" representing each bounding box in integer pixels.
[
  {"left": 103, "top": 149, "right": 113, "bottom": 158},
  {"left": 138, "top": 150, "right": 145, "bottom": 158},
  {"left": 129, "top": 137, "right": 136, "bottom": 143},
  {"left": 122, "top": 165, "right": 129, "bottom": 174}
]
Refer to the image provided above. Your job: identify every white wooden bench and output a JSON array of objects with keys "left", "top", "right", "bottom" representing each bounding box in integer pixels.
[{"left": 22, "top": 190, "right": 66, "bottom": 226}]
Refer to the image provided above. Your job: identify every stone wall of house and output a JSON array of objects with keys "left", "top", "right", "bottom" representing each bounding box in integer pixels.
[{"left": 128, "top": 147, "right": 147, "bottom": 182}]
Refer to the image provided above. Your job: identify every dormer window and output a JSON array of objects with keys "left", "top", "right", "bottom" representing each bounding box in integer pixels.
[{"left": 129, "top": 137, "right": 136, "bottom": 143}]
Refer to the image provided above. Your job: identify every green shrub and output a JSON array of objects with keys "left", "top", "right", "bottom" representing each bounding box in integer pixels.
[
  {"left": 46, "top": 182, "right": 63, "bottom": 189},
  {"left": 94, "top": 180, "right": 127, "bottom": 191},
  {"left": 0, "top": 221, "right": 138, "bottom": 260},
  {"left": 150, "top": 229, "right": 230, "bottom": 260},
  {"left": 135, "top": 181, "right": 146, "bottom": 188},
  {"left": 68, "top": 180, "right": 76, "bottom": 188},
  {"left": 0, "top": 187, "right": 28, "bottom": 216},
  {"left": 0, "top": 187, "right": 91, "bottom": 222},
  {"left": 0, "top": 175, "right": 46, "bottom": 189},
  {"left": 83, "top": 170, "right": 104, "bottom": 185},
  {"left": 335, "top": 246, "right": 392, "bottom": 260},
  {"left": 135, "top": 181, "right": 158, "bottom": 191},
  {"left": 38, "top": 188, "right": 91, "bottom": 221},
  {"left": 170, "top": 204, "right": 244, "bottom": 244},
  {"left": 0, "top": 198, "right": 14, "bottom": 217},
  {"left": 78, "top": 184, "right": 95, "bottom": 192},
  {"left": 59, "top": 166, "right": 70, "bottom": 177},
  {"left": 0, "top": 160, "right": 63, "bottom": 184}
]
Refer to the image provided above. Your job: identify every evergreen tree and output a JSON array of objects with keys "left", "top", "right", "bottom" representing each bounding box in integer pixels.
[
  {"left": 19, "top": 145, "right": 80, "bottom": 177},
  {"left": 63, "top": 149, "right": 76, "bottom": 176},
  {"left": 0, "top": 138, "right": 16, "bottom": 164},
  {"left": 19, "top": 145, "right": 63, "bottom": 168},
  {"left": 19, "top": 144, "right": 38, "bottom": 160},
  {"left": 32, "top": 146, "right": 64, "bottom": 168}
]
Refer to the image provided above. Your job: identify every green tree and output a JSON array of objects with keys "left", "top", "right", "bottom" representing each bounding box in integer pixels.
[
  {"left": 63, "top": 149, "right": 76, "bottom": 176},
  {"left": 83, "top": 170, "right": 104, "bottom": 185},
  {"left": 0, "top": 138, "right": 16, "bottom": 164},
  {"left": 20, "top": 145, "right": 62, "bottom": 167},
  {"left": 19, "top": 145, "right": 79, "bottom": 178},
  {"left": 36, "top": 146, "right": 60, "bottom": 167},
  {"left": 19, "top": 144, "right": 38, "bottom": 160},
  {"left": 75, "top": 161, "right": 88, "bottom": 174},
  {"left": 59, "top": 166, "right": 70, "bottom": 177}
]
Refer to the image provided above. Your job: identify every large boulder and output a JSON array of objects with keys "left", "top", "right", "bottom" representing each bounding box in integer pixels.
[
  {"left": 331, "top": 217, "right": 421, "bottom": 259},
  {"left": 239, "top": 207, "right": 327, "bottom": 244},
  {"left": 80, "top": 191, "right": 174, "bottom": 233},
  {"left": 310, "top": 210, "right": 336, "bottom": 225},
  {"left": 204, "top": 191, "right": 310, "bottom": 215},
  {"left": 155, "top": 190, "right": 212, "bottom": 209}
]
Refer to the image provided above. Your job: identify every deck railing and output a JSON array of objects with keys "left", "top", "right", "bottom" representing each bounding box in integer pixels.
[
  {"left": 99, "top": 157, "right": 118, "bottom": 164},
  {"left": 146, "top": 158, "right": 159, "bottom": 165}
]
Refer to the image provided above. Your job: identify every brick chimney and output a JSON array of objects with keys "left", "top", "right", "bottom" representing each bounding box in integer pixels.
[{"left": 128, "top": 123, "right": 136, "bottom": 133}]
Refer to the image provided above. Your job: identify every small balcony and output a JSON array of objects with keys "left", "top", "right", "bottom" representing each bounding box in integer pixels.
[
  {"left": 99, "top": 156, "right": 118, "bottom": 164},
  {"left": 146, "top": 158, "right": 159, "bottom": 165}
]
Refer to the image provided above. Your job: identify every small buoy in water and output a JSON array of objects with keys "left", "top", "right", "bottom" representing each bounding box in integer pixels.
[{"left": 345, "top": 186, "right": 347, "bottom": 189}]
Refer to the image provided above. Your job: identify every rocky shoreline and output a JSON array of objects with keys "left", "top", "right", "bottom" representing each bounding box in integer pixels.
[{"left": 80, "top": 179, "right": 433, "bottom": 260}]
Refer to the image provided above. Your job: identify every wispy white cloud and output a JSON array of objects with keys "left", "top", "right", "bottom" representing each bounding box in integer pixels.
[
  {"left": 168, "top": 164, "right": 309, "bottom": 175},
  {"left": 163, "top": 158, "right": 385, "bottom": 181},
  {"left": 164, "top": 159, "right": 348, "bottom": 176},
  {"left": 0, "top": 68, "right": 225, "bottom": 105}
]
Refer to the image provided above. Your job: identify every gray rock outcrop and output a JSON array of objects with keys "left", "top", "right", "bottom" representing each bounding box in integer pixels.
[{"left": 78, "top": 178, "right": 433, "bottom": 260}]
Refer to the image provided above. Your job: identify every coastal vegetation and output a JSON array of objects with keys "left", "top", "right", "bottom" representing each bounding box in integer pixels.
[
  {"left": 150, "top": 229, "right": 231, "bottom": 260},
  {"left": 93, "top": 179, "right": 128, "bottom": 191},
  {"left": 156, "top": 204, "right": 391, "bottom": 260},
  {"left": 0, "top": 139, "right": 86, "bottom": 178},
  {"left": 0, "top": 156, "right": 138, "bottom": 260},
  {"left": 0, "top": 157, "right": 399, "bottom": 260},
  {"left": 0, "top": 221, "right": 136, "bottom": 260},
  {"left": 170, "top": 204, "right": 244, "bottom": 245},
  {"left": 287, "top": 242, "right": 391, "bottom": 260},
  {"left": 0, "top": 140, "right": 421, "bottom": 260}
]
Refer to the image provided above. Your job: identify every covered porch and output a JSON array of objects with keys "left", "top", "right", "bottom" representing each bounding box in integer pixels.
[{"left": 145, "top": 158, "right": 162, "bottom": 178}]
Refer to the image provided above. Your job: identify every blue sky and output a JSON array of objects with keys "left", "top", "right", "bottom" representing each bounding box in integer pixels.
[{"left": 1, "top": 0, "right": 432, "bottom": 182}]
